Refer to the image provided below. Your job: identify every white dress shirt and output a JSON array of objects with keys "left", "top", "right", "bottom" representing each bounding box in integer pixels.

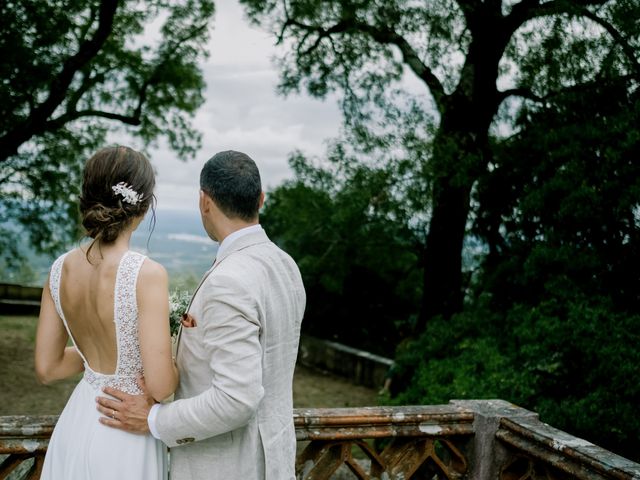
[{"left": 147, "top": 223, "right": 264, "bottom": 439}]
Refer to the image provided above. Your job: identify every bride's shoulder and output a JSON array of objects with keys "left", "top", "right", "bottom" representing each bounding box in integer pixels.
[
  {"left": 137, "top": 257, "right": 168, "bottom": 285},
  {"left": 49, "top": 247, "right": 83, "bottom": 270},
  {"left": 135, "top": 258, "right": 168, "bottom": 303}
]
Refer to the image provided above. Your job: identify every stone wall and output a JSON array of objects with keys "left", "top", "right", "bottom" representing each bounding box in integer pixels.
[
  {"left": 0, "top": 283, "right": 42, "bottom": 315},
  {"left": 297, "top": 335, "right": 394, "bottom": 390}
]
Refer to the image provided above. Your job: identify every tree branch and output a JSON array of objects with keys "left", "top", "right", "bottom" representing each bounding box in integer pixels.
[
  {"left": 327, "top": 36, "right": 359, "bottom": 109},
  {"left": 365, "top": 26, "right": 447, "bottom": 112},
  {"left": 0, "top": 0, "right": 118, "bottom": 163},
  {"left": 506, "top": 0, "right": 639, "bottom": 79},
  {"left": 498, "top": 87, "right": 546, "bottom": 104},
  {"left": 282, "top": 15, "right": 448, "bottom": 113},
  {"left": 578, "top": 8, "right": 640, "bottom": 79},
  {"left": 498, "top": 73, "right": 634, "bottom": 105},
  {"left": 505, "top": 0, "right": 542, "bottom": 32},
  {"left": 75, "top": 3, "right": 99, "bottom": 46},
  {"left": 276, "top": 1, "right": 292, "bottom": 45},
  {"left": 45, "top": 109, "right": 142, "bottom": 132},
  {"left": 505, "top": 0, "right": 609, "bottom": 35},
  {"left": 453, "top": 0, "right": 481, "bottom": 26},
  {"left": 0, "top": 169, "right": 16, "bottom": 186},
  {"left": 67, "top": 71, "right": 107, "bottom": 112}
]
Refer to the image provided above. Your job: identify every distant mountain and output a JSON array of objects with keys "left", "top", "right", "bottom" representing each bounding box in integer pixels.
[
  {"left": 132, "top": 208, "right": 217, "bottom": 283},
  {"left": 4, "top": 208, "right": 218, "bottom": 288}
]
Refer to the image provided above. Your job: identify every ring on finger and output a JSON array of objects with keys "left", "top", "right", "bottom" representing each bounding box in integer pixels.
[{"left": 111, "top": 409, "right": 116, "bottom": 419}]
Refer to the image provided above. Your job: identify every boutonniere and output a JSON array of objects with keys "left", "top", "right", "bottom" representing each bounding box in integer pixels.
[
  {"left": 181, "top": 313, "right": 197, "bottom": 328},
  {"left": 169, "top": 290, "right": 191, "bottom": 337}
]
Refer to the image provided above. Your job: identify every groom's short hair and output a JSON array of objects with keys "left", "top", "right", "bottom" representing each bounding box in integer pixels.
[{"left": 200, "top": 150, "right": 262, "bottom": 220}]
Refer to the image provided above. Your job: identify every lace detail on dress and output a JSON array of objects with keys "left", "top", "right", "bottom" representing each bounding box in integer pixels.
[
  {"left": 114, "top": 252, "right": 146, "bottom": 381},
  {"left": 84, "top": 369, "right": 142, "bottom": 395},
  {"left": 49, "top": 250, "right": 147, "bottom": 395},
  {"left": 50, "top": 254, "right": 68, "bottom": 330},
  {"left": 50, "top": 253, "right": 89, "bottom": 366}
]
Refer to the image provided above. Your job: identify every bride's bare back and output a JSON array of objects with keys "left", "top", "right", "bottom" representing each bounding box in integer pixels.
[
  {"left": 59, "top": 248, "right": 123, "bottom": 374},
  {"left": 36, "top": 243, "right": 178, "bottom": 402}
]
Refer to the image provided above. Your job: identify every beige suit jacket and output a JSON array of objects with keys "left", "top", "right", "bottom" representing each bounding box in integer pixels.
[{"left": 155, "top": 229, "right": 305, "bottom": 479}]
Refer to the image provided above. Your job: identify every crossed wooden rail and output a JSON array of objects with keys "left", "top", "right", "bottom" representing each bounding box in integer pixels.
[{"left": 2, "top": 401, "right": 639, "bottom": 479}]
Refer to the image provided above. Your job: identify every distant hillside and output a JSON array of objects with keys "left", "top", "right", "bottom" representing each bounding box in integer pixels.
[
  {"left": 2, "top": 208, "right": 217, "bottom": 288},
  {"left": 131, "top": 208, "right": 217, "bottom": 286}
]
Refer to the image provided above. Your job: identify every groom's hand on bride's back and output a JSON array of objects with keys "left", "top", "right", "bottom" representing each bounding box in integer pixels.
[{"left": 95, "top": 376, "right": 156, "bottom": 434}]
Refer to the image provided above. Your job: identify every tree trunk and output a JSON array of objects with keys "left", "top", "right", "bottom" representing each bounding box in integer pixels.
[
  {"left": 415, "top": 109, "right": 495, "bottom": 330},
  {"left": 419, "top": 177, "right": 472, "bottom": 326},
  {"left": 414, "top": 12, "right": 506, "bottom": 330}
]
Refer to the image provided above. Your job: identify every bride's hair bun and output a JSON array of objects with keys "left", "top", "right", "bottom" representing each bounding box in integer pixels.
[
  {"left": 79, "top": 146, "right": 155, "bottom": 251},
  {"left": 82, "top": 203, "right": 128, "bottom": 244}
]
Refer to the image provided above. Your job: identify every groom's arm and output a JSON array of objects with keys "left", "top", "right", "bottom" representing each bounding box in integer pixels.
[{"left": 153, "top": 273, "right": 264, "bottom": 447}]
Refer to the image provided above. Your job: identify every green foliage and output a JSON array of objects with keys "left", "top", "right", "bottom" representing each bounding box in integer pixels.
[
  {"left": 169, "top": 289, "right": 191, "bottom": 336},
  {"left": 389, "top": 79, "right": 640, "bottom": 459},
  {"left": 0, "top": 128, "right": 104, "bottom": 266},
  {"left": 241, "top": 0, "right": 468, "bottom": 107},
  {"left": 0, "top": 0, "right": 215, "bottom": 267},
  {"left": 473, "top": 79, "right": 640, "bottom": 311},
  {"left": 246, "top": 0, "right": 640, "bottom": 458},
  {"left": 262, "top": 149, "right": 424, "bottom": 355},
  {"left": 242, "top": 0, "right": 640, "bottom": 323},
  {"left": 392, "top": 295, "right": 640, "bottom": 461},
  {"left": 513, "top": 298, "right": 640, "bottom": 461}
]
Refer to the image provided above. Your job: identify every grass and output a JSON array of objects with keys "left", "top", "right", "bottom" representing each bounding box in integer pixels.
[
  {"left": 0, "top": 316, "right": 81, "bottom": 415},
  {"left": 0, "top": 315, "right": 378, "bottom": 415}
]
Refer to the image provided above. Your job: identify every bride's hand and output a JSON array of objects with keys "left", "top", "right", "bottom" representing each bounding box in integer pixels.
[{"left": 95, "top": 376, "right": 156, "bottom": 434}]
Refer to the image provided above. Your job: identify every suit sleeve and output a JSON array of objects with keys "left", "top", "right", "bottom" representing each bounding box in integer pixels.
[{"left": 154, "top": 273, "right": 264, "bottom": 447}]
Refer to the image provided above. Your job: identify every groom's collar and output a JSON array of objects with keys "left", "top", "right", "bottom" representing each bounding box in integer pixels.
[{"left": 214, "top": 224, "right": 265, "bottom": 263}]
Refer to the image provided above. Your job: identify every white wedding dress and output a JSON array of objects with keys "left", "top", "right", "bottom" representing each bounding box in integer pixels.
[{"left": 41, "top": 250, "right": 168, "bottom": 479}]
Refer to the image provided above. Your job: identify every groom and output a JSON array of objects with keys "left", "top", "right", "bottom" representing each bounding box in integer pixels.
[{"left": 96, "top": 150, "right": 306, "bottom": 479}]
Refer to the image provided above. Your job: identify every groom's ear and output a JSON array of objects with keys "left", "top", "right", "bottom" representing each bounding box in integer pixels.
[
  {"left": 258, "top": 191, "right": 265, "bottom": 210},
  {"left": 199, "top": 189, "right": 211, "bottom": 213}
]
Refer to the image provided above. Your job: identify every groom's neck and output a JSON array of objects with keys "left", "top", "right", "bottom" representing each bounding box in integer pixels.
[{"left": 214, "top": 218, "right": 259, "bottom": 244}]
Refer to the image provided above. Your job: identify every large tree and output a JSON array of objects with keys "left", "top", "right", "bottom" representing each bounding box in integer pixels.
[
  {"left": 0, "top": 0, "right": 214, "bottom": 267},
  {"left": 241, "top": 0, "right": 640, "bottom": 328},
  {"left": 393, "top": 81, "right": 640, "bottom": 459}
]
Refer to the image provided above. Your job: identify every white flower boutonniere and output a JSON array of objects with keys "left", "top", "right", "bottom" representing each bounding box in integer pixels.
[{"left": 169, "top": 290, "right": 191, "bottom": 337}]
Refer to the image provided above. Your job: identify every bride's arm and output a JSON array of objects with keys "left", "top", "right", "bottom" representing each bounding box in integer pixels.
[
  {"left": 35, "top": 277, "right": 84, "bottom": 384},
  {"left": 137, "top": 260, "right": 179, "bottom": 402}
]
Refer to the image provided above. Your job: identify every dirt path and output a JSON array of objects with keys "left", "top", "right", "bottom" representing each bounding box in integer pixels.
[
  {"left": 0, "top": 316, "right": 379, "bottom": 415},
  {"left": 293, "top": 364, "right": 379, "bottom": 408}
]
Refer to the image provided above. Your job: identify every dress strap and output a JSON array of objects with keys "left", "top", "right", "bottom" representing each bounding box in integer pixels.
[
  {"left": 49, "top": 252, "right": 90, "bottom": 366},
  {"left": 114, "top": 251, "right": 146, "bottom": 375}
]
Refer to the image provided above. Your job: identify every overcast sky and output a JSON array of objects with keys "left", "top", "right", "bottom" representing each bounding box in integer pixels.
[{"left": 148, "top": 1, "right": 343, "bottom": 211}]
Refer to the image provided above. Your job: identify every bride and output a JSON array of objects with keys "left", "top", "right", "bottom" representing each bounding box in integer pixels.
[{"left": 35, "top": 146, "right": 178, "bottom": 479}]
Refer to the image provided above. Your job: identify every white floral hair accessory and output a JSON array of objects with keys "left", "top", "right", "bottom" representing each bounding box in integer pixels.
[{"left": 111, "top": 182, "right": 143, "bottom": 205}]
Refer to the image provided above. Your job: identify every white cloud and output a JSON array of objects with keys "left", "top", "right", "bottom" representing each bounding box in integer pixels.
[
  {"left": 146, "top": 0, "right": 342, "bottom": 210},
  {"left": 167, "top": 233, "right": 211, "bottom": 245}
]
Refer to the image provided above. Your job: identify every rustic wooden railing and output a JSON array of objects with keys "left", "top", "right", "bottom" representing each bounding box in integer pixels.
[{"left": 2, "top": 400, "right": 639, "bottom": 479}]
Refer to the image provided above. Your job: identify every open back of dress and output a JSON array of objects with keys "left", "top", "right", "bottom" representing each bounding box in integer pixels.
[
  {"left": 41, "top": 249, "right": 167, "bottom": 480},
  {"left": 49, "top": 250, "right": 146, "bottom": 394}
]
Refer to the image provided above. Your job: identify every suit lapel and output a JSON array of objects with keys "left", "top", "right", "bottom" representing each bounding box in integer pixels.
[
  {"left": 186, "top": 263, "right": 215, "bottom": 312},
  {"left": 174, "top": 262, "right": 215, "bottom": 355},
  {"left": 175, "top": 229, "right": 271, "bottom": 354}
]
